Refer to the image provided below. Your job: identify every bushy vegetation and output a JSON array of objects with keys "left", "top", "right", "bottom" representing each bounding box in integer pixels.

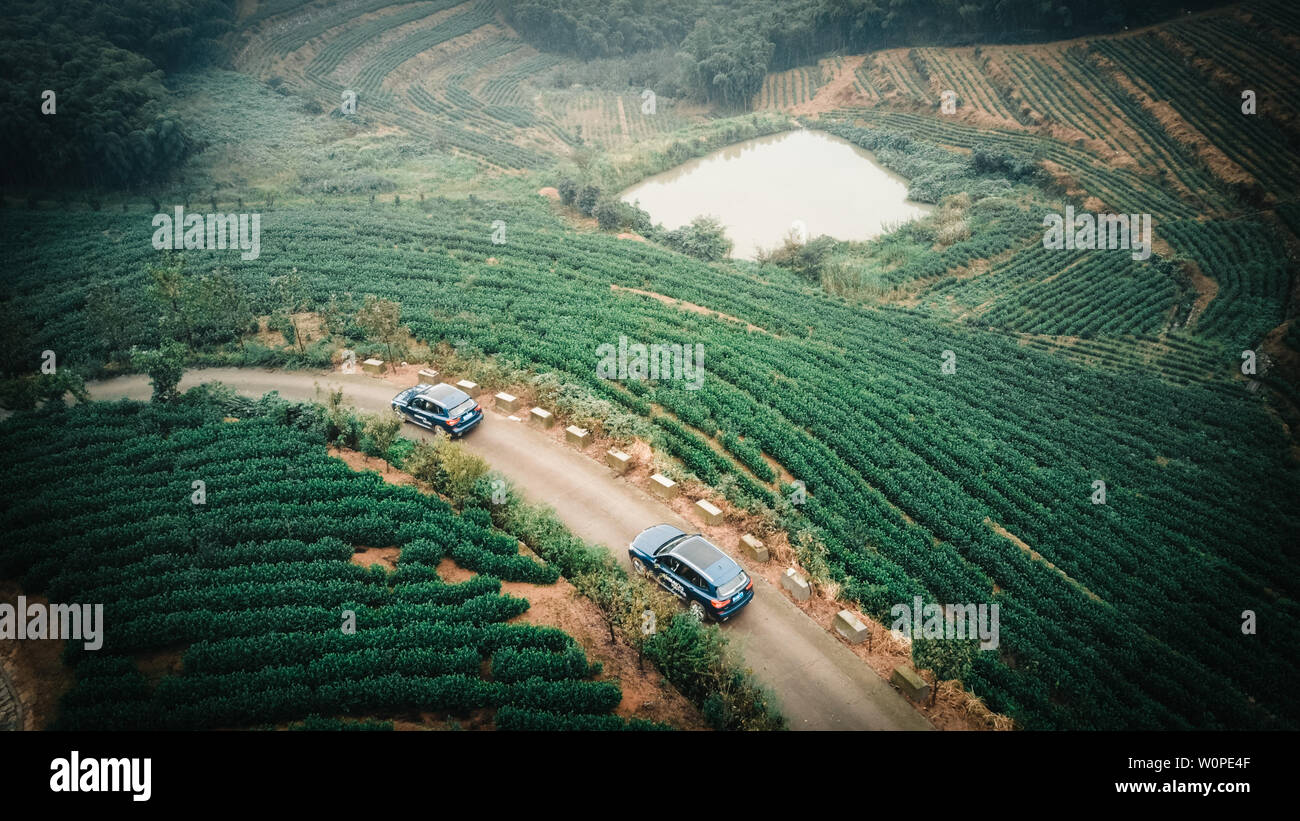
[
  {"left": 503, "top": 0, "right": 1220, "bottom": 104},
  {"left": 0, "top": 0, "right": 233, "bottom": 188},
  {"left": 9, "top": 187, "right": 1295, "bottom": 729},
  {"left": 17, "top": 189, "right": 1289, "bottom": 727},
  {"left": 642, "top": 612, "right": 782, "bottom": 730},
  {"left": 1163, "top": 219, "right": 1292, "bottom": 348},
  {"left": 757, "top": 233, "right": 838, "bottom": 284},
  {"left": 1091, "top": 33, "right": 1300, "bottom": 199},
  {"left": 4, "top": 0, "right": 1298, "bottom": 736},
  {"left": 0, "top": 392, "right": 658, "bottom": 730},
  {"left": 660, "top": 216, "right": 732, "bottom": 261}
]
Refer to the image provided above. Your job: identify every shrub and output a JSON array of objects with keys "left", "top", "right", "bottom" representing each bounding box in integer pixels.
[
  {"left": 756, "top": 233, "right": 837, "bottom": 284},
  {"left": 594, "top": 199, "right": 620, "bottom": 230},
  {"left": 661, "top": 216, "right": 732, "bottom": 261},
  {"left": 495, "top": 706, "right": 668, "bottom": 730},
  {"left": 557, "top": 177, "right": 578, "bottom": 205},
  {"left": 360, "top": 413, "right": 402, "bottom": 470},
  {"left": 492, "top": 646, "right": 597, "bottom": 683},
  {"left": 576, "top": 184, "right": 601, "bottom": 216},
  {"left": 404, "top": 435, "right": 490, "bottom": 506},
  {"left": 130, "top": 340, "right": 187, "bottom": 403},
  {"left": 449, "top": 540, "right": 560, "bottom": 584},
  {"left": 643, "top": 614, "right": 784, "bottom": 731},
  {"left": 289, "top": 715, "right": 393, "bottom": 731}
]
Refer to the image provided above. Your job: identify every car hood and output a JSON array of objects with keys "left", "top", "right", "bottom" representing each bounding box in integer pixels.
[{"left": 631, "top": 524, "right": 685, "bottom": 554}]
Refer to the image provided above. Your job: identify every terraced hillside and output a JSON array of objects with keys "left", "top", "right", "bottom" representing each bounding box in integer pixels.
[
  {"left": 0, "top": 396, "right": 650, "bottom": 731},
  {"left": 754, "top": 63, "right": 825, "bottom": 109},
  {"left": 6, "top": 196, "right": 1297, "bottom": 729},
  {"left": 231, "top": 0, "right": 711, "bottom": 166},
  {"left": 537, "top": 89, "right": 700, "bottom": 147},
  {"left": 233, "top": 0, "right": 562, "bottom": 168},
  {"left": 774, "top": 3, "right": 1292, "bottom": 223},
  {"left": 3, "top": 0, "right": 1298, "bottom": 734}
]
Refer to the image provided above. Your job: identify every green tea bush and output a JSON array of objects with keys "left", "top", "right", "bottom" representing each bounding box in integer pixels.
[
  {"left": 496, "top": 706, "right": 669, "bottom": 731},
  {"left": 5, "top": 398, "right": 633, "bottom": 729},
  {"left": 450, "top": 540, "right": 561, "bottom": 584},
  {"left": 492, "top": 646, "right": 599, "bottom": 683}
]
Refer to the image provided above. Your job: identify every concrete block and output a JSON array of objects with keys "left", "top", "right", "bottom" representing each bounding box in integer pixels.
[
  {"left": 695, "top": 499, "right": 723, "bottom": 525},
  {"left": 606, "top": 449, "right": 632, "bottom": 474},
  {"left": 781, "top": 568, "right": 811, "bottom": 601},
  {"left": 495, "top": 392, "right": 519, "bottom": 412},
  {"left": 650, "top": 473, "right": 678, "bottom": 500},
  {"left": 417, "top": 369, "right": 440, "bottom": 385},
  {"left": 362, "top": 358, "right": 384, "bottom": 374},
  {"left": 455, "top": 379, "right": 479, "bottom": 396},
  {"left": 740, "top": 533, "right": 768, "bottom": 562},
  {"left": 833, "top": 609, "right": 870, "bottom": 644},
  {"left": 891, "top": 666, "right": 930, "bottom": 703},
  {"left": 529, "top": 407, "right": 554, "bottom": 428},
  {"left": 565, "top": 425, "right": 589, "bottom": 445}
]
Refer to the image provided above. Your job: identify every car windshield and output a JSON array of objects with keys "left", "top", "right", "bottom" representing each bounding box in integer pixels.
[
  {"left": 447, "top": 399, "right": 476, "bottom": 417},
  {"left": 716, "top": 572, "right": 748, "bottom": 599},
  {"left": 654, "top": 535, "right": 686, "bottom": 556}
]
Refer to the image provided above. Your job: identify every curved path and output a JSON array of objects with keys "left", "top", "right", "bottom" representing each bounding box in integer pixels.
[{"left": 87, "top": 367, "right": 934, "bottom": 731}]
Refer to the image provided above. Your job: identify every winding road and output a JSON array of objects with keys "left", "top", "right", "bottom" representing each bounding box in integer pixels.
[{"left": 86, "top": 367, "right": 934, "bottom": 731}]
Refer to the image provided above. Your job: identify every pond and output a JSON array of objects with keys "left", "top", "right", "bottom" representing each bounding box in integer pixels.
[{"left": 620, "top": 128, "right": 933, "bottom": 260}]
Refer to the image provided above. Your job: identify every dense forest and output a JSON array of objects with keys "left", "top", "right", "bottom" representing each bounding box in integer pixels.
[
  {"left": 503, "top": 0, "right": 1226, "bottom": 106},
  {"left": 0, "top": 0, "right": 234, "bottom": 190}
]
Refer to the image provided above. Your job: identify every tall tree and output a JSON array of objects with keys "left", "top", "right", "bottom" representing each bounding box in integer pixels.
[
  {"left": 131, "top": 340, "right": 187, "bottom": 403},
  {"left": 86, "top": 284, "right": 154, "bottom": 361},
  {"left": 355, "top": 295, "right": 404, "bottom": 368},
  {"left": 190, "top": 268, "right": 253, "bottom": 348},
  {"left": 148, "top": 257, "right": 190, "bottom": 345},
  {"left": 274, "top": 271, "right": 310, "bottom": 354}
]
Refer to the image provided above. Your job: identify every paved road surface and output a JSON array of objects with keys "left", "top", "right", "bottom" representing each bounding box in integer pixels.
[{"left": 87, "top": 367, "right": 934, "bottom": 731}]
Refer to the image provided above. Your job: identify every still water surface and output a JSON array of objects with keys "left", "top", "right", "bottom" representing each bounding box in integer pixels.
[{"left": 620, "top": 128, "right": 933, "bottom": 260}]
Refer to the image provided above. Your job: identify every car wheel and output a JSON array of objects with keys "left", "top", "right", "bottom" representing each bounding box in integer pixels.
[
  {"left": 688, "top": 600, "right": 707, "bottom": 623},
  {"left": 631, "top": 557, "right": 648, "bottom": 577}
]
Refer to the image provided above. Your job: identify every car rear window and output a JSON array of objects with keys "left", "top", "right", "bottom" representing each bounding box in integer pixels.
[
  {"left": 448, "top": 399, "right": 476, "bottom": 417},
  {"left": 716, "top": 572, "right": 748, "bottom": 599}
]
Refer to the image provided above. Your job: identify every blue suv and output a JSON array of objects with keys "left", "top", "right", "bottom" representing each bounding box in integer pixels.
[
  {"left": 391, "top": 383, "right": 483, "bottom": 437},
  {"left": 629, "top": 524, "right": 753, "bottom": 622}
]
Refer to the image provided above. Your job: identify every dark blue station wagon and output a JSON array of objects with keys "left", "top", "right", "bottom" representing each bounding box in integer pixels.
[
  {"left": 391, "top": 383, "right": 483, "bottom": 437},
  {"left": 629, "top": 524, "right": 753, "bottom": 622}
]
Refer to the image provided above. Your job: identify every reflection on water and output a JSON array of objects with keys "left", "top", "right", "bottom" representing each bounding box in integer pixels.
[{"left": 620, "top": 128, "right": 933, "bottom": 260}]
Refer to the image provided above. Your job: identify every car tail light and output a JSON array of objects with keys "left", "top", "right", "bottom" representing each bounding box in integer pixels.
[
  {"left": 711, "top": 598, "right": 731, "bottom": 609},
  {"left": 447, "top": 417, "right": 461, "bottom": 426},
  {"left": 474, "top": 404, "right": 481, "bottom": 412},
  {"left": 745, "top": 580, "right": 753, "bottom": 591}
]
